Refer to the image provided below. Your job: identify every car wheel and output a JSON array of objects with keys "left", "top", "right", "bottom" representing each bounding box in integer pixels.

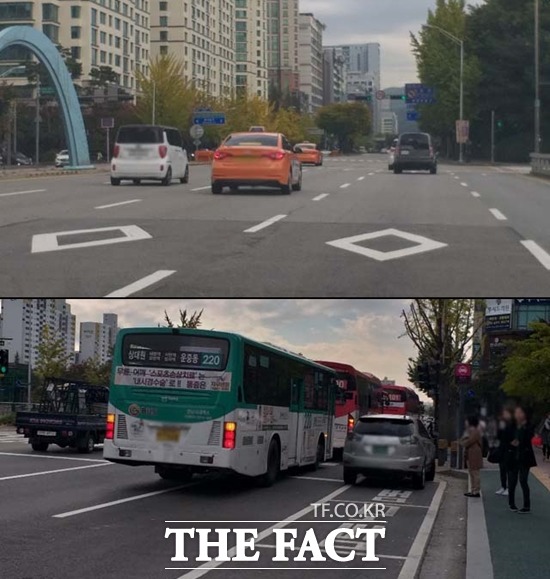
[
  {"left": 161, "top": 167, "right": 172, "bottom": 186},
  {"left": 281, "top": 173, "right": 292, "bottom": 195},
  {"left": 258, "top": 439, "right": 280, "bottom": 487},
  {"left": 78, "top": 434, "right": 95, "bottom": 454},
  {"left": 110, "top": 177, "right": 121, "bottom": 186},
  {"left": 412, "top": 464, "right": 426, "bottom": 489},
  {"left": 430, "top": 165, "right": 437, "bottom": 175},
  {"left": 31, "top": 441, "right": 49, "bottom": 452},
  {"left": 388, "top": 165, "right": 393, "bottom": 171},
  {"left": 291, "top": 170, "right": 302, "bottom": 191},
  {"left": 343, "top": 467, "right": 357, "bottom": 485},
  {"left": 211, "top": 183, "right": 223, "bottom": 194},
  {"left": 181, "top": 165, "right": 189, "bottom": 184},
  {"left": 393, "top": 167, "right": 402, "bottom": 174},
  {"left": 133, "top": 179, "right": 141, "bottom": 185},
  {"left": 426, "top": 459, "right": 436, "bottom": 482}
]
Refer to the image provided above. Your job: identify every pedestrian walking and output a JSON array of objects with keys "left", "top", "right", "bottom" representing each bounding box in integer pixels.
[
  {"left": 492, "top": 408, "right": 515, "bottom": 496},
  {"left": 508, "top": 405, "right": 537, "bottom": 514},
  {"left": 540, "top": 412, "right": 550, "bottom": 461},
  {"left": 461, "top": 415, "right": 483, "bottom": 498}
]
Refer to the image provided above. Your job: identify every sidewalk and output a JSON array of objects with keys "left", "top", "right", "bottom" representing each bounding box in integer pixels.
[{"left": 467, "top": 448, "right": 550, "bottom": 579}]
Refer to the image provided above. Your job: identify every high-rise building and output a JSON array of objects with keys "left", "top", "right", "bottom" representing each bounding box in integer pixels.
[
  {"left": 0, "top": 299, "right": 76, "bottom": 366},
  {"left": 79, "top": 313, "right": 118, "bottom": 364},
  {"left": 298, "top": 13, "right": 325, "bottom": 113},
  {"left": 267, "top": 0, "right": 299, "bottom": 97},
  {"left": 0, "top": 1, "right": 151, "bottom": 94},
  {"left": 150, "top": 0, "right": 236, "bottom": 99},
  {"left": 234, "top": 0, "right": 268, "bottom": 98},
  {"left": 322, "top": 47, "right": 345, "bottom": 105}
]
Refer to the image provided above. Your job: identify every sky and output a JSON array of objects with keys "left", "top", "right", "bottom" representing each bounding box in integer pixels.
[
  {"left": 301, "top": 0, "right": 485, "bottom": 88},
  {"left": 66, "top": 299, "right": 422, "bottom": 397}
]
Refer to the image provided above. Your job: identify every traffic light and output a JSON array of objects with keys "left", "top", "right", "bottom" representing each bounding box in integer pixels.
[
  {"left": 497, "top": 120, "right": 504, "bottom": 129},
  {"left": 390, "top": 95, "right": 406, "bottom": 101},
  {"left": 0, "top": 349, "right": 8, "bottom": 375}
]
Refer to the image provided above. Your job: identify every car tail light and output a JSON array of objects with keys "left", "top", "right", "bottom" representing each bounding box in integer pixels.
[
  {"left": 106, "top": 413, "right": 115, "bottom": 440},
  {"left": 223, "top": 421, "right": 237, "bottom": 449},
  {"left": 263, "top": 151, "right": 285, "bottom": 160},
  {"left": 113, "top": 145, "right": 120, "bottom": 158},
  {"left": 158, "top": 145, "right": 168, "bottom": 158},
  {"left": 214, "top": 150, "right": 231, "bottom": 160},
  {"left": 347, "top": 415, "right": 355, "bottom": 435},
  {"left": 429, "top": 146, "right": 434, "bottom": 156}
]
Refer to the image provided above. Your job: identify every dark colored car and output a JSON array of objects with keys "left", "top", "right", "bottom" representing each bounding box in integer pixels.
[{"left": 393, "top": 132, "right": 437, "bottom": 174}]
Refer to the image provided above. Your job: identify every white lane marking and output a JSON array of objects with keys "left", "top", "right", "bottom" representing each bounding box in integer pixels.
[
  {"left": 521, "top": 240, "right": 550, "bottom": 270},
  {"left": 489, "top": 208, "right": 507, "bottom": 220},
  {"left": 290, "top": 476, "right": 342, "bottom": 483},
  {"left": 454, "top": 176, "right": 459, "bottom": 179},
  {"left": 191, "top": 185, "right": 211, "bottom": 191},
  {"left": 244, "top": 214, "right": 287, "bottom": 233},
  {"left": 0, "top": 451, "right": 107, "bottom": 463},
  {"left": 312, "top": 193, "right": 329, "bottom": 201},
  {"left": 357, "top": 176, "right": 365, "bottom": 181},
  {"left": 174, "top": 484, "right": 352, "bottom": 578},
  {"left": 31, "top": 225, "right": 151, "bottom": 253},
  {"left": 53, "top": 482, "right": 195, "bottom": 518},
  {"left": 397, "top": 481, "right": 447, "bottom": 579},
  {"left": 482, "top": 173, "right": 487, "bottom": 176},
  {"left": 471, "top": 191, "right": 480, "bottom": 198},
  {"left": 105, "top": 269, "right": 176, "bottom": 298},
  {"left": 460, "top": 182, "right": 468, "bottom": 187},
  {"left": 340, "top": 183, "right": 351, "bottom": 189},
  {"left": 95, "top": 199, "right": 141, "bottom": 209},
  {"left": 0, "top": 462, "right": 111, "bottom": 482},
  {"left": 368, "top": 172, "right": 374, "bottom": 176},
  {"left": 0, "top": 188, "right": 46, "bottom": 198}
]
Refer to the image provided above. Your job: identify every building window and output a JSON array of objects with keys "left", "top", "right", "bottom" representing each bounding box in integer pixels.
[
  {"left": 159, "top": 30, "right": 168, "bottom": 41},
  {"left": 71, "top": 26, "right": 81, "bottom": 40},
  {"left": 100, "top": 12, "right": 106, "bottom": 25},
  {"left": 159, "top": 1, "right": 167, "bottom": 10},
  {"left": 71, "top": 5, "right": 81, "bottom": 18},
  {"left": 160, "top": 45, "right": 168, "bottom": 55},
  {"left": 42, "top": 3, "right": 59, "bottom": 22},
  {"left": 71, "top": 46, "right": 81, "bottom": 60},
  {"left": 42, "top": 24, "right": 59, "bottom": 43},
  {"left": 159, "top": 16, "right": 167, "bottom": 26}
]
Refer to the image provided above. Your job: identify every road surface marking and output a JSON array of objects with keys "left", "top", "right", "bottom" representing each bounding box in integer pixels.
[
  {"left": 173, "top": 484, "right": 353, "bottom": 578},
  {"left": 312, "top": 193, "right": 329, "bottom": 201},
  {"left": 31, "top": 225, "right": 152, "bottom": 253},
  {"left": 105, "top": 270, "right": 176, "bottom": 297},
  {"left": 357, "top": 176, "right": 365, "bottom": 181},
  {"left": 397, "top": 481, "right": 447, "bottom": 579},
  {"left": 327, "top": 229, "right": 448, "bottom": 262},
  {"left": 0, "top": 462, "right": 111, "bottom": 482},
  {"left": 460, "top": 182, "right": 468, "bottom": 187},
  {"left": 290, "top": 475, "right": 342, "bottom": 483},
  {"left": 53, "top": 482, "right": 195, "bottom": 518},
  {"left": 521, "top": 240, "right": 550, "bottom": 270},
  {"left": 368, "top": 172, "right": 374, "bottom": 176},
  {"left": 191, "top": 185, "right": 211, "bottom": 191},
  {"left": 0, "top": 188, "right": 46, "bottom": 198},
  {"left": 454, "top": 176, "right": 459, "bottom": 179},
  {"left": 340, "top": 183, "right": 351, "bottom": 189},
  {"left": 95, "top": 199, "right": 141, "bottom": 209},
  {"left": 481, "top": 173, "right": 487, "bottom": 176},
  {"left": 244, "top": 214, "right": 287, "bottom": 233},
  {"left": 471, "top": 191, "right": 480, "bottom": 198},
  {"left": 0, "top": 451, "right": 107, "bottom": 463},
  {"left": 489, "top": 208, "right": 507, "bottom": 220}
]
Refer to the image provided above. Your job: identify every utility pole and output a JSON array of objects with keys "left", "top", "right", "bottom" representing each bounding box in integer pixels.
[
  {"left": 535, "top": 0, "right": 541, "bottom": 153},
  {"left": 35, "top": 76, "right": 40, "bottom": 165},
  {"left": 152, "top": 81, "right": 156, "bottom": 124},
  {"left": 459, "top": 39, "right": 464, "bottom": 164},
  {"left": 491, "top": 110, "right": 495, "bottom": 164}
]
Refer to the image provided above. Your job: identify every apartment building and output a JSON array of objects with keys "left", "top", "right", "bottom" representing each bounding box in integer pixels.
[
  {"left": 234, "top": 0, "right": 268, "bottom": 98},
  {"left": 0, "top": 1, "right": 151, "bottom": 93},
  {"left": 322, "top": 47, "right": 345, "bottom": 105},
  {"left": 79, "top": 313, "right": 118, "bottom": 364},
  {"left": 150, "top": 0, "right": 235, "bottom": 99},
  {"left": 0, "top": 299, "right": 76, "bottom": 367},
  {"left": 297, "top": 12, "right": 324, "bottom": 113},
  {"left": 267, "top": 0, "right": 299, "bottom": 96}
]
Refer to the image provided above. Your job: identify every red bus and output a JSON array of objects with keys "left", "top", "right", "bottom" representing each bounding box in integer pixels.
[
  {"left": 315, "top": 361, "right": 381, "bottom": 453},
  {"left": 371, "top": 384, "right": 421, "bottom": 416}
]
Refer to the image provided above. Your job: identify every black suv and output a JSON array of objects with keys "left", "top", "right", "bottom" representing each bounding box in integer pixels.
[{"left": 393, "top": 132, "right": 437, "bottom": 174}]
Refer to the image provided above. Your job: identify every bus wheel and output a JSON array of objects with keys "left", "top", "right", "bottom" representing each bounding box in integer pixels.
[
  {"left": 259, "top": 439, "right": 280, "bottom": 487},
  {"left": 156, "top": 466, "right": 192, "bottom": 482},
  {"left": 311, "top": 437, "right": 325, "bottom": 471}
]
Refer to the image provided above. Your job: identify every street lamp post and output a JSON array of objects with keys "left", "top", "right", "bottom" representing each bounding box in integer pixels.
[
  {"left": 535, "top": 0, "right": 541, "bottom": 153},
  {"left": 152, "top": 80, "right": 156, "bottom": 124},
  {"left": 423, "top": 24, "right": 465, "bottom": 163}
]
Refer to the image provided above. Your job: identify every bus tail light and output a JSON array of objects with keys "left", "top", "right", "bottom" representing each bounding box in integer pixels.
[
  {"left": 223, "top": 421, "right": 237, "bottom": 449},
  {"left": 106, "top": 413, "right": 115, "bottom": 440}
]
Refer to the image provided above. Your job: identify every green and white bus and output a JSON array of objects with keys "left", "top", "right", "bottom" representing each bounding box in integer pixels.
[{"left": 104, "top": 328, "right": 336, "bottom": 486}]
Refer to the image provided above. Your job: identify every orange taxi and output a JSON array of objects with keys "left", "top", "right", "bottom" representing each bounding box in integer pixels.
[
  {"left": 211, "top": 132, "right": 303, "bottom": 194},
  {"left": 294, "top": 141, "right": 323, "bottom": 166}
]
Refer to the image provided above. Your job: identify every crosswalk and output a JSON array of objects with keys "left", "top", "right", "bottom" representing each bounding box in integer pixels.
[{"left": 0, "top": 431, "right": 26, "bottom": 444}]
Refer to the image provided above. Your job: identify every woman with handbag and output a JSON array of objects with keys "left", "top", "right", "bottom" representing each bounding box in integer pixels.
[{"left": 492, "top": 408, "right": 515, "bottom": 496}]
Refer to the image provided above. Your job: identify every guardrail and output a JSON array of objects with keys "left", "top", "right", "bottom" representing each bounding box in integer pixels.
[{"left": 530, "top": 153, "right": 550, "bottom": 176}]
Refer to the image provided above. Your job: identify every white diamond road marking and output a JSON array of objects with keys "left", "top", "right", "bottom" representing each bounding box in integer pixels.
[
  {"left": 31, "top": 225, "right": 152, "bottom": 253},
  {"left": 489, "top": 208, "right": 507, "bottom": 221},
  {"left": 326, "top": 228, "right": 448, "bottom": 262}
]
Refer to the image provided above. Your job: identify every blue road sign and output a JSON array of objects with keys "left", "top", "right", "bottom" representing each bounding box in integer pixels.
[
  {"left": 407, "top": 111, "right": 420, "bottom": 121},
  {"left": 192, "top": 111, "right": 226, "bottom": 126},
  {"left": 405, "top": 83, "right": 436, "bottom": 105}
]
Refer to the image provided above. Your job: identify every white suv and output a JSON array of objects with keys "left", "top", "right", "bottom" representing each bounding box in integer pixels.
[{"left": 110, "top": 125, "right": 189, "bottom": 186}]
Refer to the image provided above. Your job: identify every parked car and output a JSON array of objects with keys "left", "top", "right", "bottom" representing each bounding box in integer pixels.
[
  {"left": 55, "top": 150, "right": 70, "bottom": 167},
  {"left": 393, "top": 132, "right": 437, "bottom": 174},
  {"left": 15, "top": 152, "right": 32, "bottom": 165},
  {"left": 343, "top": 414, "right": 437, "bottom": 489}
]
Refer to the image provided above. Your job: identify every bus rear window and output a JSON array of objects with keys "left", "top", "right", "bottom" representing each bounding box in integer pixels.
[
  {"left": 122, "top": 334, "right": 229, "bottom": 371},
  {"left": 116, "top": 126, "right": 163, "bottom": 144}
]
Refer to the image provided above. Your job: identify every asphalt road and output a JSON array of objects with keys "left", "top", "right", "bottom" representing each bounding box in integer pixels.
[
  {"left": 0, "top": 154, "right": 547, "bottom": 296},
  {"left": 0, "top": 430, "right": 442, "bottom": 579}
]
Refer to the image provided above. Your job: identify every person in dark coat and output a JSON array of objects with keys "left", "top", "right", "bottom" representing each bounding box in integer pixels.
[
  {"left": 540, "top": 412, "right": 550, "bottom": 462},
  {"left": 495, "top": 408, "right": 515, "bottom": 496},
  {"left": 508, "top": 405, "right": 537, "bottom": 513}
]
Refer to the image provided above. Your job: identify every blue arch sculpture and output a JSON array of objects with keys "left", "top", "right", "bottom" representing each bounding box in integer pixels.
[{"left": 0, "top": 26, "right": 91, "bottom": 168}]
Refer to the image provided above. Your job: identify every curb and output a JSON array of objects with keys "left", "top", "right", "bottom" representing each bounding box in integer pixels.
[
  {"left": 0, "top": 168, "right": 109, "bottom": 180},
  {"left": 466, "top": 479, "right": 495, "bottom": 579}
]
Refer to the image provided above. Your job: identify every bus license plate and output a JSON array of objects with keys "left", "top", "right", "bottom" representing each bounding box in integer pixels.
[
  {"left": 156, "top": 427, "right": 181, "bottom": 443},
  {"left": 37, "top": 430, "right": 56, "bottom": 436}
]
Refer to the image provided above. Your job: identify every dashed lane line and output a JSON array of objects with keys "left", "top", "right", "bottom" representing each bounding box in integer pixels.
[
  {"left": 0, "top": 451, "right": 107, "bottom": 463},
  {"left": 95, "top": 199, "right": 141, "bottom": 209},
  {"left": 244, "top": 214, "right": 287, "bottom": 233},
  {"left": 460, "top": 182, "right": 468, "bottom": 187},
  {"left": 357, "top": 176, "right": 365, "bottom": 181},
  {"left": 0, "top": 188, "right": 46, "bottom": 198},
  {"left": 489, "top": 208, "right": 507, "bottom": 221},
  {"left": 191, "top": 185, "right": 211, "bottom": 191},
  {"left": 312, "top": 193, "right": 329, "bottom": 201},
  {"left": 521, "top": 240, "right": 550, "bottom": 270},
  {"left": 105, "top": 270, "right": 176, "bottom": 297},
  {"left": 0, "top": 462, "right": 112, "bottom": 482},
  {"left": 340, "top": 183, "right": 351, "bottom": 189},
  {"left": 471, "top": 191, "right": 480, "bottom": 198}
]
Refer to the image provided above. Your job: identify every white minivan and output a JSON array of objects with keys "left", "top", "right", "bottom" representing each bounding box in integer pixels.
[{"left": 110, "top": 125, "right": 189, "bottom": 186}]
